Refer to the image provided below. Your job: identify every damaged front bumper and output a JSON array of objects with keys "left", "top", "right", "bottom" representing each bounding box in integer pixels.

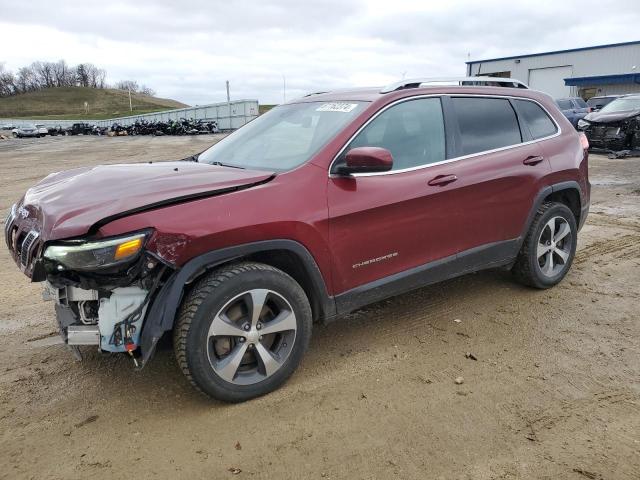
[
  {"left": 582, "top": 120, "right": 640, "bottom": 152},
  {"left": 45, "top": 283, "right": 151, "bottom": 359},
  {"left": 5, "top": 208, "right": 172, "bottom": 364}
]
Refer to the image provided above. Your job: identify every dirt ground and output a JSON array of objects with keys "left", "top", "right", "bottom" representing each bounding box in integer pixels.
[{"left": 0, "top": 135, "right": 639, "bottom": 480}]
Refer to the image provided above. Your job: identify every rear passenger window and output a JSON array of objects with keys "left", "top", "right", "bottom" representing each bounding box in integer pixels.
[
  {"left": 338, "top": 98, "right": 445, "bottom": 171},
  {"left": 513, "top": 100, "right": 558, "bottom": 140},
  {"left": 451, "top": 97, "right": 522, "bottom": 155}
]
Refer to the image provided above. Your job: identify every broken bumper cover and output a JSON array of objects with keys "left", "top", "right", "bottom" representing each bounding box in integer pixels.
[
  {"left": 48, "top": 283, "right": 150, "bottom": 356},
  {"left": 583, "top": 121, "right": 640, "bottom": 151},
  {"left": 585, "top": 125, "right": 627, "bottom": 150}
]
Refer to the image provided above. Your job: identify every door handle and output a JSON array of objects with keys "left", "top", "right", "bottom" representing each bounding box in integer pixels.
[
  {"left": 428, "top": 174, "right": 458, "bottom": 186},
  {"left": 523, "top": 155, "right": 545, "bottom": 166}
]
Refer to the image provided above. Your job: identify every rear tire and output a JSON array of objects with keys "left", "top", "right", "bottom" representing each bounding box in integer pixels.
[
  {"left": 173, "top": 262, "right": 312, "bottom": 402},
  {"left": 512, "top": 202, "right": 577, "bottom": 289}
]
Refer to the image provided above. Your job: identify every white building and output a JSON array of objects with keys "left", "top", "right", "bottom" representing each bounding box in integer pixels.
[{"left": 466, "top": 40, "right": 640, "bottom": 99}]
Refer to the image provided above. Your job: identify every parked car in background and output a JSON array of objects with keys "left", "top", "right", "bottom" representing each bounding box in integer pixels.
[
  {"left": 5, "top": 77, "right": 590, "bottom": 402},
  {"left": 578, "top": 94, "right": 640, "bottom": 151},
  {"left": 11, "top": 125, "right": 40, "bottom": 138},
  {"left": 64, "top": 123, "right": 93, "bottom": 135},
  {"left": 35, "top": 124, "right": 49, "bottom": 137},
  {"left": 555, "top": 97, "right": 591, "bottom": 128},
  {"left": 1, "top": 124, "right": 16, "bottom": 130},
  {"left": 586, "top": 95, "right": 620, "bottom": 112},
  {"left": 46, "top": 125, "right": 64, "bottom": 136}
]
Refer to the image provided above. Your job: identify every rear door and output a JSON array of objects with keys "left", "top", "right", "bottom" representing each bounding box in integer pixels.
[
  {"left": 327, "top": 96, "right": 461, "bottom": 294},
  {"left": 445, "top": 96, "right": 553, "bottom": 257}
]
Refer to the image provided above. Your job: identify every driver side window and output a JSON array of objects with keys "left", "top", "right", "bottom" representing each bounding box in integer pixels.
[{"left": 335, "top": 97, "right": 445, "bottom": 172}]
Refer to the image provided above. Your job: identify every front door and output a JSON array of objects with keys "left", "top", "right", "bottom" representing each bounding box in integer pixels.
[{"left": 327, "top": 97, "right": 461, "bottom": 294}]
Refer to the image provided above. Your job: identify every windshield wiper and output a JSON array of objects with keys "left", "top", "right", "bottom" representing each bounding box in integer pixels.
[
  {"left": 181, "top": 154, "right": 200, "bottom": 162},
  {"left": 209, "top": 161, "right": 245, "bottom": 169}
]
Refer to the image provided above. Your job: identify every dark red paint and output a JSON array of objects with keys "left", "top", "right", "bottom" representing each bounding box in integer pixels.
[{"left": 8, "top": 86, "right": 589, "bottom": 298}]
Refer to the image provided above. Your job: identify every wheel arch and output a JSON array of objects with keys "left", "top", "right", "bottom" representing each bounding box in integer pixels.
[
  {"left": 519, "top": 181, "right": 585, "bottom": 249},
  {"left": 545, "top": 183, "right": 582, "bottom": 225},
  {"left": 139, "top": 239, "right": 335, "bottom": 366}
]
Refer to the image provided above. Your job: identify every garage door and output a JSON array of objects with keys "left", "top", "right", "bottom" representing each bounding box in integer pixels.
[{"left": 528, "top": 66, "right": 573, "bottom": 98}]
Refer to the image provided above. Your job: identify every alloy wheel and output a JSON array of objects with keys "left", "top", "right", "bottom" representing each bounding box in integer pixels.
[
  {"left": 206, "top": 289, "right": 297, "bottom": 385},
  {"left": 536, "top": 216, "right": 573, "bottom": 277}
]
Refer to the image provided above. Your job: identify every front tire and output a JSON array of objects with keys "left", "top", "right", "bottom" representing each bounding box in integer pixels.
[
  {"left": 512, "top": 202, "right": 577, "bottom": 289},
  {"left": 174, "top": 262, "right": 312, "bottom": 402}
]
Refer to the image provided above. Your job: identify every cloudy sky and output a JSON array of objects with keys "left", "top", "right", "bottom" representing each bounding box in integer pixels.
[{"left": 2, "top": 0, "right": 640, "bottom": 105}]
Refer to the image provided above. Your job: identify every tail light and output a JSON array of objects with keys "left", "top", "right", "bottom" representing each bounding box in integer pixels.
[{"left": 579, "top": 132, "right": 589, "bottom": 150}]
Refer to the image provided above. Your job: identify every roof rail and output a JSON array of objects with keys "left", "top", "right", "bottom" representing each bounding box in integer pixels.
[{"left": 380, "top": 76, "right": 529, "bottom": 93}]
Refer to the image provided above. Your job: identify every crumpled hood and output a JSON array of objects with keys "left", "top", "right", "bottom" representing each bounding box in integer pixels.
[
  {"left": 17, "top": 161, "right": 274, "bottom": 240},
  {"left": 584, "top": 108, "right": 640, "bottom": 124}
]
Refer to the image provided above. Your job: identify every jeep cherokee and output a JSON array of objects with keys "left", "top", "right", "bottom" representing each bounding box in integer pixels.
[{"left": 5, "top": 77, "right": 590, "bottom": 402}]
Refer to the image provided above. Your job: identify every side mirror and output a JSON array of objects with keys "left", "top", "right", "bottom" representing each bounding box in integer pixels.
[{"left": 337, "top": 147, "right": 393, "bottom": 175}]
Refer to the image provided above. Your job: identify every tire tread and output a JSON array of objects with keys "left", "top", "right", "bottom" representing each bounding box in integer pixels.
[{"left": 173, "top": 262, "right": 290, "bottom": 397}]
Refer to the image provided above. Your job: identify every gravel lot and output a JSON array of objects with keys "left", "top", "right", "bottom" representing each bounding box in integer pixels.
[{"left": 0, "top": 135, "right": 639, "bottom": 480}]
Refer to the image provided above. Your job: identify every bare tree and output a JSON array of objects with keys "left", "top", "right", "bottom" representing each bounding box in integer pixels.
[
  {"left": 0, "top": 64, "right": 16, "bottom": 97},
  {"left": 0, "top": 60, "right": 156, "bottom": 97},
  {"left": 116, "top": 80, "right": 139, "bottom": 92},
  {"left": 140, "top": 85, "right": 156, "bottom": 96},
  {"left": 15, "top": 66, "right": 39, "bottom": 93},
  {"left": 52, "top": 60, "right": 73, "bottom": 87},
  {"left": 32, "top": 61, "right": 55, "bottom": 88}
]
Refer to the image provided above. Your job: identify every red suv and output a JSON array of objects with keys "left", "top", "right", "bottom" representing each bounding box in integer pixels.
[{"left": 5, "top": 77, "right": 590, "bottom": 402}]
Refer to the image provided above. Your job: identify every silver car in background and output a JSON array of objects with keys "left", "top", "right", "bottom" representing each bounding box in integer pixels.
[
  {"left": 35, "top": 124, "right": 49, "bottom": 136},
  {"left": 11, "top": 125, "right": 40, "bottom": 138}
]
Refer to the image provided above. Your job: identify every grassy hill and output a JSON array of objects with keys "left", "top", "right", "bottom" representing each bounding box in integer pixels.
[
  {"left": 259, "top": 104, "right": 276, "bottom": 114},
  {"left": 0, "top": 87, "right": 189, "bottom": 120}
]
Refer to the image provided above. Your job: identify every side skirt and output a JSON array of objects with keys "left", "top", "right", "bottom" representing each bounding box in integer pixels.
[{"left": 333, "top": 239, "right": 520, "bottom": 316}]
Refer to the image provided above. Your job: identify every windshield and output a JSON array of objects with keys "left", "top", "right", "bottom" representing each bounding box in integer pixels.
[
  {"left": 600, "top": 97, "right": 640, "bottom": 113},
  {"left": 198, "top": 101, "right": 367, "bottom": 171}
]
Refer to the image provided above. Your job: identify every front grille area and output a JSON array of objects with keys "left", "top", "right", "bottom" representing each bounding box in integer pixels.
[
  {"left": 20, "top": 231, "right": 40, "bottom": 267},
  {"left": 590, "top": 125, "right": 620, "bottom": 139},
  {"left": 4, "top": 210, "right": 14, "bottom": 250},
  {"left": 4, "top": 207, "right": 43, "bottom": 277}
]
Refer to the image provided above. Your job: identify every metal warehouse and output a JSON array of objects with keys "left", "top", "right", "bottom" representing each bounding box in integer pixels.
[{"left": 466, "top": 40, "right": 640, "bottom": 99}]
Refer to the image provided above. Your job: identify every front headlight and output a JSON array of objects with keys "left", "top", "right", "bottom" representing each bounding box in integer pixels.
[
  {"left": 44, "top": 232, "right": 147, "bottom": 271},
  {"left": 577, "top": 119, "right": 590, "bottom": 130}
]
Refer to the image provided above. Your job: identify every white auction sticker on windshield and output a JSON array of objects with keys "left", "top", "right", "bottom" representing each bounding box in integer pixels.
[{"left": 316, "top": 102, "right": 358, "bottom": 113}]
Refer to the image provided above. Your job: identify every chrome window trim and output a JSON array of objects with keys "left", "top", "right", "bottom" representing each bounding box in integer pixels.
[{"left": 328, "top": 93, "right": 562, "bottom": 178}]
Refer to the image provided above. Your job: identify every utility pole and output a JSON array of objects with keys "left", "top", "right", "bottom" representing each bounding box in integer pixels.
[
  {"left": 128, "top": 86, "right": 132, "bottom": 112},
  {"left": 226, "top": 80, "right": 231, "bottom": 130},
  {"left": 282, "top": 74, "right": 286, "bottom": 104}
]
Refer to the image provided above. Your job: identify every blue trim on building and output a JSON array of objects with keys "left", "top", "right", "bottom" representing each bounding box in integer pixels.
[
  {"left": 564, "top": 73, "right": 640, "bottom": 87},
  {"left": 466, "top": 40, "right": 640, "bottom": 65}
]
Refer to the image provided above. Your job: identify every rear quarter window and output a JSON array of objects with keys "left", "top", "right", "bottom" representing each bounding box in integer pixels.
[
  {"left": 451, "top": 97, "right": 522, "bottom": 156},
  {"left": 513, "top": 99, "right": 558, "bottom": 140}
]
